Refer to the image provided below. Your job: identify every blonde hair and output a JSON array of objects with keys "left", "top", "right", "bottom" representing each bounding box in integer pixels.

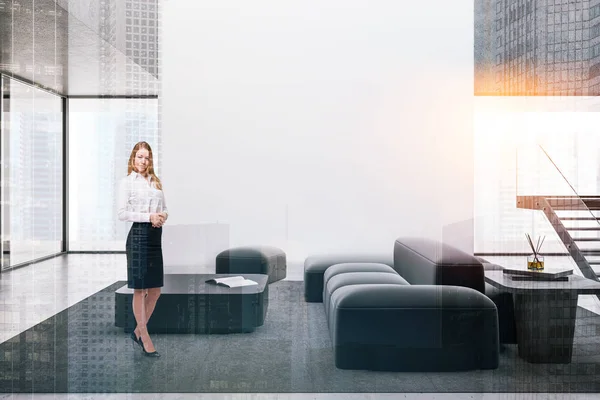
[{"left": 127, "top": 141, "right": 162, "bottom": 190}]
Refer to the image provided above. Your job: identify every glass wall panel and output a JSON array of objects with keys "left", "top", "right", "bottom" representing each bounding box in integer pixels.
[
  {"left": 474, "top": 97, "right": 600, "bottom": 254},
  {"left": 0, "top": 77, "right": 63, "bottom": 269},
  {"left": 68, "top": 99, "right": 159, "bottom": 251}
]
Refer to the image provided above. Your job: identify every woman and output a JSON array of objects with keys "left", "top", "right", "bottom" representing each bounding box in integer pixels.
[{"left": 117, "top": 141, "right": 168, "bottom": 358}]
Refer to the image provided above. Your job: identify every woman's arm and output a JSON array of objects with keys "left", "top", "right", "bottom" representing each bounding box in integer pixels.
[
  {"left": 160, "top": 189, "right": 169, "bottom": 222},
  {"left": 117, "top": 178, "right": 152, "bottom": 222}
]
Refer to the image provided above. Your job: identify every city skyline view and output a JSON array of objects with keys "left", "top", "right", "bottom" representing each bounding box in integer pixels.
[{"left": 475, "top": 0, "right": 600, "bottom": 96}]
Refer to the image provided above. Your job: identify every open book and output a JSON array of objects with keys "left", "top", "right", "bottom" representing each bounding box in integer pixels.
[{"left": 205, "top": 276, "right": 258, "bottom": 288}]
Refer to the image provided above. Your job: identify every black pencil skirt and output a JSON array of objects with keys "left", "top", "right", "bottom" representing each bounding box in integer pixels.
[{"left": 126, "top": 222, "right": 164, "bottom": 289}]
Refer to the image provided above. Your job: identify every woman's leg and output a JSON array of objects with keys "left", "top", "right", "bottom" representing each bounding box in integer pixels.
[
  {"left": 134, "top": 288, "right": 161, "bottom": 336},
  {"left": 132, "top": 289, "right": 147, "bottom": 339},
  {"left": 144, "top": 287, "right": 161, "bottom": 325},
  {"left": 134, "top": 288, "right": 159, "bottom": 353}
]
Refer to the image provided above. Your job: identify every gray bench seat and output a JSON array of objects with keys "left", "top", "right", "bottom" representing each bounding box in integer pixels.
[{"left": 331, "top": 284, "right": 499, "bottom": 371}]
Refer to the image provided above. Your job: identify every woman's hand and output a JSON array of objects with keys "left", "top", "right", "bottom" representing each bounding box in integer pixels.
[{"left": 150, "top": 213, "right": 165, "bottom": 228}]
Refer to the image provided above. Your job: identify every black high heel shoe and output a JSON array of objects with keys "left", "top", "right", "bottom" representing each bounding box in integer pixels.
[
  {"left": 139, "top": 336, "right": 160, "bottom": 358},
  {"left": 130, "top": 332, "right": 142, "bottom": 349}
]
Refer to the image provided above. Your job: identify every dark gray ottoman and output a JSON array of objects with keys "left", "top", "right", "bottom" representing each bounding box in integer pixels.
[
  {"left": 304, "top": 254, "right": 394, "bottom": 302},
  {"left": 324, "top": 272, "right": 409, "bottom": 331},
  {"left": 331, "top": 284, "right": 500, "bottom": 371},
  {"left": 216, "top": 246, "right": 286, "bottom": 284}
]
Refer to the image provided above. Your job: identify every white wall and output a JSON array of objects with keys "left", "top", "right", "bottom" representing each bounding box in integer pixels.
[{"left": 161, "top": 0, "right": 474, "bottom": 261}]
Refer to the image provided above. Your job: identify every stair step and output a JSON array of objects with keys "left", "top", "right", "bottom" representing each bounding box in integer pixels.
[
  {"left": 581, "top": 252, "right": 600, "bottom": 257},
  {"left": 546, "top": 197, "right": 600, "bottom": 210},
  {"left": 518, "top": 196, "right": 600, "bottom": 211},
  {"left": 566, "top": 227, "right": 600, "bottom": 231},
  {"left": 547, "top": 198, "right": 600, "bottom": 211},
  {"left": 573, "top": 238, "right": 600, "bottom": 242},
  {"left": 561, "top": 217, "right": 600, "bottom": 221}
]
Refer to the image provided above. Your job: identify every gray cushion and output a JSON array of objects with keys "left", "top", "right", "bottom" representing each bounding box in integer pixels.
[
  {"left": 333, "top": 283, "right": 495, "bottom": 309},
  {"left": 322, "top": 263, "right": 397, "bottom": 301},
  {"left": 324, "top": 272, "right": 409, "bottom": 330},
  {"left": 303, "top": 254, "right": 393, "bottom": 302},
  {"left": 394, "top": 237, "right": 485, "bottom": 293}
]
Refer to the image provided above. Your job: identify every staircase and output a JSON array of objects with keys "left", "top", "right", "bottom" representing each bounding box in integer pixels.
[{"left": 516, "top": 195, "right": 600, "bottom": 281}]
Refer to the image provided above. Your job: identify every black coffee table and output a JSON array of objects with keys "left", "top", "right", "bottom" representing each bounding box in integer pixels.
[
  {"left": 485, "top": 269, "right": 600, "bottom": 363},
  {"left": 114, "top": 273, "right": 269, "bottom": 334}
]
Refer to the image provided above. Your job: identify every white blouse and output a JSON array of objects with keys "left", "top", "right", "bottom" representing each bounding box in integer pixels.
[{"left": 117, "top": 172, "right": 169, "bottom": 223}]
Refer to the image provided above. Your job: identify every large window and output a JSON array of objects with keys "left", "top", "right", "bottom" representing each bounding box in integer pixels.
[
  {"left": 68, "top": 99, "right": 159, "bottom": 251},
  {"left": 474, "top": 98, "right": 600, "bottom": 254},
  {"left": 1, "top": 77, "right": 63, "bottom": 269}
]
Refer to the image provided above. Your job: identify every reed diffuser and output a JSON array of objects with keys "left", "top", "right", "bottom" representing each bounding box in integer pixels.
[{"left": 525, "top": 233, "right": 545, "bottom": 270}]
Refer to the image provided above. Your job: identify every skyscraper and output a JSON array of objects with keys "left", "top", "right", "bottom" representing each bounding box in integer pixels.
[
  {"left": 588, "top": 0, "right": 600, "bottom": 94},
  {"left": 475, "top": 0, "right": 599, "bottom": 96}
]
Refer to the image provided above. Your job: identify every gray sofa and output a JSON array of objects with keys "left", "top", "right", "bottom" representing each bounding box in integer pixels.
[
  {"left": 305, "top": 237, "right": 503, "bottom": 371},
  {"left": 393, "top": 238, "right": 517, "bottom": 345}
]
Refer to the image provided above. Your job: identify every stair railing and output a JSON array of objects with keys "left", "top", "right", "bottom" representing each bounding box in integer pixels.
[{"left": 517, "top": 144, "right": 600, "bottom": 282}]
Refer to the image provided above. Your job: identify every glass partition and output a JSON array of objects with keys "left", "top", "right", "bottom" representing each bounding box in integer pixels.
[
  {"left": 0, "top": 77, "right": 63, "bottom": 269},
  {"left": 474, "top": 102, "right": 600, "bottom": 255},
  {"left": 516, "top": 141, "right": 600, "bottom": 280},
  {"left": 68, "top": 98, "right": 159, "bottom": 251}
]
